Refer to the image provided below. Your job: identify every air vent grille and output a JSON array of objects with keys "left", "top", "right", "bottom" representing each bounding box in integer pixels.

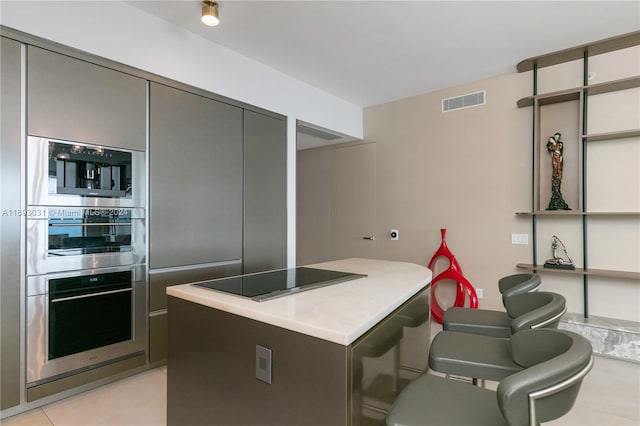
[
  {"left": 442, "top": 91, "right": 486, "bottom": 112},
  {"left": 297, "top": 124, "right": 342, "bottom": 141}
]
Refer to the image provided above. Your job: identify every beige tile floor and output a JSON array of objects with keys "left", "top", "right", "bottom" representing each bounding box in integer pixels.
[
  {"left": 2, "top": 367, "right": 167, "bottom": 426},
  {"left": 3, "top": 339, "right": 639, "bottom": 425}
]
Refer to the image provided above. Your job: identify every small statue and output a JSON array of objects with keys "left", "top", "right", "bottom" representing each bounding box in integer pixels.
[
  {"left": 546, "top": 132, "right": 571, "bottom": 210},
  {"left": 544, "top": 235, "right": 575, "bottom": 270}
]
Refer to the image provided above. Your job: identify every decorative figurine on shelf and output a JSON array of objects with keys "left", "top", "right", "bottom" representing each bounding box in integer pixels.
[
  {"left": 546, "top": 132, "right": 571, "bottom": 210},
  {"left": 544, "top": 235, "right": 575, "bottom": 270}
]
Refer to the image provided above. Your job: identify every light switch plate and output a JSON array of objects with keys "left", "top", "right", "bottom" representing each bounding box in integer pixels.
[
  {"left": 511, "top": 233, "right": 529, "bottom": 245},
  {"left": 256, "top": 345, "right": 272, "bottom": 384}
]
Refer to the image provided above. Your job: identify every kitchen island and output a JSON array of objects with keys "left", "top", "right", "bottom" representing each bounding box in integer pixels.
[{"left": 166, "top": 258, "right": 432, "bottom": 426}]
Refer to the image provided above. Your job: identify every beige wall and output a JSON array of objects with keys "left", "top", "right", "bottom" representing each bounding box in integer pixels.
[
  {"left": 298, "top": 45, "right": 639, "bottom": 321},
  {"left": 363, "top": 72, "right": 533, "bottom": 312},
  {"left": 360, "top": 47, "right": 639, "bottom": 320}
]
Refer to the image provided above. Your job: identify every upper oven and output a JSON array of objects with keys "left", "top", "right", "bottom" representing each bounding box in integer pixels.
[
  {"left": 27, "top": 136, "right": 145, "bottom": 208},
  {"left": 27, "top": 207, "right": 145, "bottom": 275}
]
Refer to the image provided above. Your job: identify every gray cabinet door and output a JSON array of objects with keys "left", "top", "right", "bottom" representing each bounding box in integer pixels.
[
  {"left": 27, "top": 46, "right": 146, "bottom": 150},
  {"left": 243, "top": 110, "right": 287, "bottom": 273},
  {"left": 149, "top": 83, "right": 243, "bottom": 269},
  {"left": 1, "top": 36, "right": 22, "bottom": 410}
]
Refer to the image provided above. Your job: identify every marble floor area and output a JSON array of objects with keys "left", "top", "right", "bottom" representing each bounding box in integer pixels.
[{"left": 2, "top": 329, "right": 639, "bottom": 426}]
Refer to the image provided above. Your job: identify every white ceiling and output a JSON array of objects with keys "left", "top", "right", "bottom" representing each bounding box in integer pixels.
[{"left": 127, "top": 1, "right": 639, "bottom": 109}]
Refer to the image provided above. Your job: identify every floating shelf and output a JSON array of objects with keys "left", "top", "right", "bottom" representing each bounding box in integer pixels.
[
  {"left": 516, "top": 211, "right": 640, "bottom": 217},
  {"left": 583, "top": 129, "right": 640, "bottom": 142},
  {"left": 516, "top": 76, "right": 640, "bottom": 108},
  {"left": 586, "top": 75, "right": 640, "bottom": 96},
  {"left": 516, "top": 264, "right": 640, "bottom": 280},
  {"left": 517, "top": 31, "right": 640, "bottom": 72},
  {"left": 517, "top": 89, "right": 580, "bottom": 108}
]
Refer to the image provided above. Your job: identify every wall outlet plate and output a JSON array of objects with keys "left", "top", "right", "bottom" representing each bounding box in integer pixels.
[{"left": 390, "top": 229, "right": 399, "bottom": 240}]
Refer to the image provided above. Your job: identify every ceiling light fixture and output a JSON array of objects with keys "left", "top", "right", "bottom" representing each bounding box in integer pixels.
[{"left": 201, "top": 1, "right": 220, "bottom": 27}]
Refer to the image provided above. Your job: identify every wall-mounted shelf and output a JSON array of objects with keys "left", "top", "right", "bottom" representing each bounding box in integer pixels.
[
  {"left": 516, "top": 31, "right": 640, "bottom": 319},
  {"left": 516, "top": 75, "right": 640, "bottom": 108},
  {"left": 517, "top": 89, "right": 580, "bottom": 108},
  {"left": 516, "top": 211, "right": 640, "bottom": 217},
  {"left": 517, "top": 31, "right": 640, "bottom": 72},
  {"left": 516, "top": 264, "right": 640, "bottom": 281},
  {"left": 583, "top": 129, "right": 640, "bottom": 142},
  {"left": 586, "top": 75, "right": 640, "bottom": 95}
]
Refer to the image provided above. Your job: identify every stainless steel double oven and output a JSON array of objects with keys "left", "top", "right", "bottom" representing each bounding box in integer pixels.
[{"left": 26, "top": 136, "right": 147, "bottom": 386}]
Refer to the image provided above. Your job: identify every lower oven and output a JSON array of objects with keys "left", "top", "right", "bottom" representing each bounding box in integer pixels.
[{"left": 26, "top": 265, "right": 146, "bottom": 386}]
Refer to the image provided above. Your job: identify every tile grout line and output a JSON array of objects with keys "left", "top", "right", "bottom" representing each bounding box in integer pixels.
[{"left": 41, "top": 407, "right": 55, "bottom": 426}]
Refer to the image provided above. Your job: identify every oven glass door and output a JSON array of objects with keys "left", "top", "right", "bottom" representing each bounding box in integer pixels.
[
  {"left": 48, "top": 209, "right": 133, "bottom": 256},
  {"left": 48, "top": 271, "right": 132, "bottom": 360},
  {"left": 26, "top": 265, "right": 147, "bottom": 386},
  {"left": 27, "top": 207, "right": 145, "bottom": 275}
]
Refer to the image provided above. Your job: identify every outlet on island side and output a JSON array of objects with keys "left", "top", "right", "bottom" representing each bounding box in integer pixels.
[{"left": 476, "top": 288, "right": 483, "bottom": 299}]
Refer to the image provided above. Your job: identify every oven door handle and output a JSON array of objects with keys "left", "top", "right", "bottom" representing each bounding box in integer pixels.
[
  {"left": 48, "top": 223, "right": 132, "bottom": 227},
  {"left": 50, "top": 287, "right": 132, "bottom": 303}
]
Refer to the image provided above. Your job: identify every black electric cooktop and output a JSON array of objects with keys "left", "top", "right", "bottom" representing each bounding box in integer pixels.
[{"left": 193, "top": 267, "right": 367, "bottom": 302}]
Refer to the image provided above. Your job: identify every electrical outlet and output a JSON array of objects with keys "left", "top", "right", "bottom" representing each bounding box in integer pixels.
[
  {"left": 511, "top": 233, "right": 529, "bottom": 245},
  {"left": 476, "top": 288, "right": 483, "bottom": 299},
  {"left": 390, "top": 229, "right": 399, "bottom": 240},
  {"left": 256, "top": 345, "right": 272, "bottom": 384}
]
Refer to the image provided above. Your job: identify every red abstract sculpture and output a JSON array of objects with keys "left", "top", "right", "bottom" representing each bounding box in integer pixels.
[{"left": 427, "top": 229, "right": 478, "bottom": 323}]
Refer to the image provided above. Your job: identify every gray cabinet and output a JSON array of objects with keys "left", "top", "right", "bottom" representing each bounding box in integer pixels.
[
  {"left": 149, "top": 82, "right": 243, "bottom": 270},
  {"left": 27, "top": 46, "right": 146, "bottom": 150},
  {"left": 243, "top": 110, "right": 287, "bottom": 274},
  {"left": 148, "top": 83, "right": 244, "bottom": 362},
  {"left": 147, "top": 262, "right": 242, "bottom": 365},
  {"left": 1, "top": 36, "right": 22, "bottom": 410}
]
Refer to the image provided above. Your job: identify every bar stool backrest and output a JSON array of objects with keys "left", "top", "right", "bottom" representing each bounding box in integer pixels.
[
  {"left": 499, "top": 273, "right": 542, "bottom": 306},
  {"left": 505, "top": 292, "right": 567, "bottom": 334},
  {"left": 498, "top": 329, "right": 593, "bottom": 425}
]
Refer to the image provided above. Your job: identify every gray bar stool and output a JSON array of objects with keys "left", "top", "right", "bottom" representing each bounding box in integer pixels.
[
  {"left": 443, "top": 273, "right": 542, "bottom": 338},
  {"left": 386, "top": 329, "right": 593, "bottom": 426},
  {"left": 430, "top": 292, "right": 567, "bottom": 382},
  {"left": 498, "top": 272, "right": 542, "bottom": 300}
]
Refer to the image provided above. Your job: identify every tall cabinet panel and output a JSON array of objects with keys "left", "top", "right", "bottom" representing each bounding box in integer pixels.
[
  {"left": 0, "top": 36, "right": 23, "bottom": 410},
  {"left": 243, "top": 110, "right": 287, "bottom": 274},
  {"left": 149, "top": 83, "right": 243, "bottom": 271},
  {"left": 27, "top": 46, "right": 146, "bottom": 150},
  {"left": 148, "top": 83, "right": 244, "bottom": 362}
]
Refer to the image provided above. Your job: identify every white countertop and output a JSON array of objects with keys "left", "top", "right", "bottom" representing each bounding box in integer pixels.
[{"left": 166, "top": 258, "right": 432, "bottom": 346}]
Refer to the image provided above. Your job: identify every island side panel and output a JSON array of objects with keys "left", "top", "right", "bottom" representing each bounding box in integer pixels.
[
  {"left": 351, "top": 287, "right": 430, "bottom": 424},
  {"left": 167, "top": 296, "right": 349, "bottom": 426}
]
